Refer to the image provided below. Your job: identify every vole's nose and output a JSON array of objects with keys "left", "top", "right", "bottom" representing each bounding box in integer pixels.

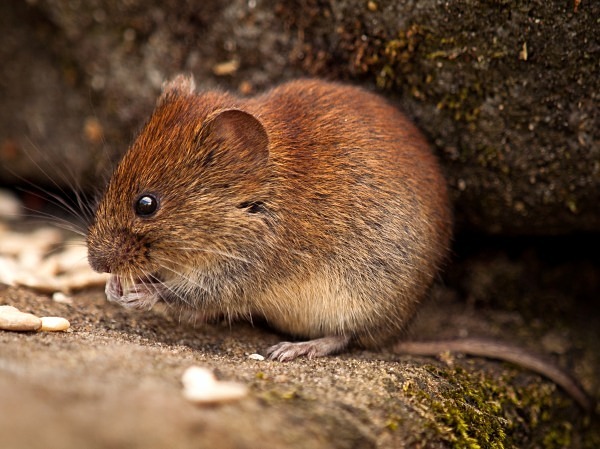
[
  {"left": 87, "top": 250, "right": 112, "bottom": 273},
  {"left": 87, "top": 232, "right": 114, "bottom": 273}
]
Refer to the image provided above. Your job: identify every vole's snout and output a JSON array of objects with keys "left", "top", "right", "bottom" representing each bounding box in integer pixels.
[
  {"left": 87, "top": 250, "right": 112, "bottom": 274},
  {"left": 87, "top": 227, "right": 120, "bottom": 274},
  {"left": 87, "top": 237, "right": 114, "bottom": 273},
  {"left": 87, "top": 225, "right": 151, "bottom": 276}
]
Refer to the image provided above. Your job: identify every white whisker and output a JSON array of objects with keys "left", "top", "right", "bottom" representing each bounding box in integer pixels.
[
  {"left": 151, "top": 259, "right": 208, "bottom": 294},
  {"left": 19, "top": 208, "right": 87, "bottom": 237},
  {"left": 180, "top": 248, "right": 250, "bottom": 264},
  {"left": 11, "top": 146, "right": 92, "bottom": 226}
]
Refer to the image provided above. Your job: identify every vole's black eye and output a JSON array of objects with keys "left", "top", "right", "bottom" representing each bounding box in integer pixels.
[{"left": 134, "top": 194, "right": 159, "bottom": 217}]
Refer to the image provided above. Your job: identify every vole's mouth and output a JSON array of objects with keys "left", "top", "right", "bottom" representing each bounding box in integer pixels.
[
  {"left": 109, "top": 274, "right": 124, "bottom": 298},
  {"left": 105, "top": 272, "right": 165, "bottom": 304}
]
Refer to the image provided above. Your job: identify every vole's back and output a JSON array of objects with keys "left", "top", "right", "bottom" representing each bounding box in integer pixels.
[{"left": 242, "top": 80, "right": 452, "bottom": 347}]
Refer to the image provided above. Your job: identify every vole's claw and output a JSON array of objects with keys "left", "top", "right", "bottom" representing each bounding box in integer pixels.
[{"left": 267, "top": 335, "right": 351, "bottom": 362}]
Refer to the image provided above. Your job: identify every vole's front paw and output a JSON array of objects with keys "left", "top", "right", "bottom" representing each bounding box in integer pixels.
[
  {"left": 267, "top": 335, "right": 351, "bottom": 362},
  {"left": 105, "top": 275, "right": 163, "bottom": 310}
]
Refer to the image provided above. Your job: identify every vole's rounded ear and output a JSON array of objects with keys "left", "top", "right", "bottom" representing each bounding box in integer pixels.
[
  {"left": 158, "top": 74, "right": 196, "bottom": 106},
  {"left": 200, "top": 109, "right": 269, "bottom": 175}
]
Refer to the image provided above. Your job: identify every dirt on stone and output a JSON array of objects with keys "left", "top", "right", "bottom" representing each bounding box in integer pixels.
[{"left": 0, "top": 227, "right": 599, "bottom": 448}]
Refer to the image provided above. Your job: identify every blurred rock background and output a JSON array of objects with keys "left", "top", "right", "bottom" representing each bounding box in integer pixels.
[{"left": 1, "top": 0, "right": 598, "bottom": 233}]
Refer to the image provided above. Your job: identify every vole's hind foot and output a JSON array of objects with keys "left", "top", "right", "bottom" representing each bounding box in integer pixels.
[{"left": 267, "top": 335, "right": 351, "bottom": 362}]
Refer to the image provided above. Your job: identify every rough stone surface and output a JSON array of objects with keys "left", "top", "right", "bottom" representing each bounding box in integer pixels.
[
  {"left": 0, "top": 0, "right": 598, "bottom": 234},
  {"left": 0, "top": 228, "right": 598, "bottom": 448}
]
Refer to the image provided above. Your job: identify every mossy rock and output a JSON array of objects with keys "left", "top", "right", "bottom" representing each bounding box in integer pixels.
[{"left": 1, "top": 0, "right": 598, "bottom": 234}]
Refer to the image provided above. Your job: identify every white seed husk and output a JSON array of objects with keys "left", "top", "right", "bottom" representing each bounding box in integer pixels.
[
  {"left": 40, "top": 316, "right": 70, "bottom": 332},
  {"left": 52, "top": 292, "right": 73, "bottom": 304},
  {"left": 0, "top": 306, "right": 42, "bottom": 332},
  {"left": 181, "top": 366, "right": 248, "bottom": 404}
]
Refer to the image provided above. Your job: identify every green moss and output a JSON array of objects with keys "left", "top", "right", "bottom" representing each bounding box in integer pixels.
[
  {"left": 259, "top": 388, "right": 302, "bottom": 404},
  {"left": 402, "top": 364, "right": 578, "bottom": 449},
  {"left": 368, "top": 25, "right": 425, "bottom": 91},
  {"left": 344, "top": 20, "right": 491, "bottom": 122},
  {"left": 542, "top": 422, "right": 572, "bottom": 448},
  {"left": 385, "top": 417, "right": 400, "bottom": 432},
  {"left": 436, "top": 86, "right": 482, "bottom": 122},
  {"left": 565, "top": 199, "right": 578, "bottom": 214}
]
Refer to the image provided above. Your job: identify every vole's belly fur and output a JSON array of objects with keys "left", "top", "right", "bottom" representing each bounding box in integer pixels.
[
  {"left": 175, "top": 253, "right": 427, "bottom": 347},
  {"left": 255, "top": 268, "right": 419, "bottom": 346}
]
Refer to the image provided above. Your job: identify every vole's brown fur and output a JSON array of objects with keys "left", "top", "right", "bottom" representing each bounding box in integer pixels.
[
  {"left": 87, "top": 76, "right": 593, "bottom": 410},
  {"left": 88, "top": 75, "right": 451, "bottom": 359}
]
